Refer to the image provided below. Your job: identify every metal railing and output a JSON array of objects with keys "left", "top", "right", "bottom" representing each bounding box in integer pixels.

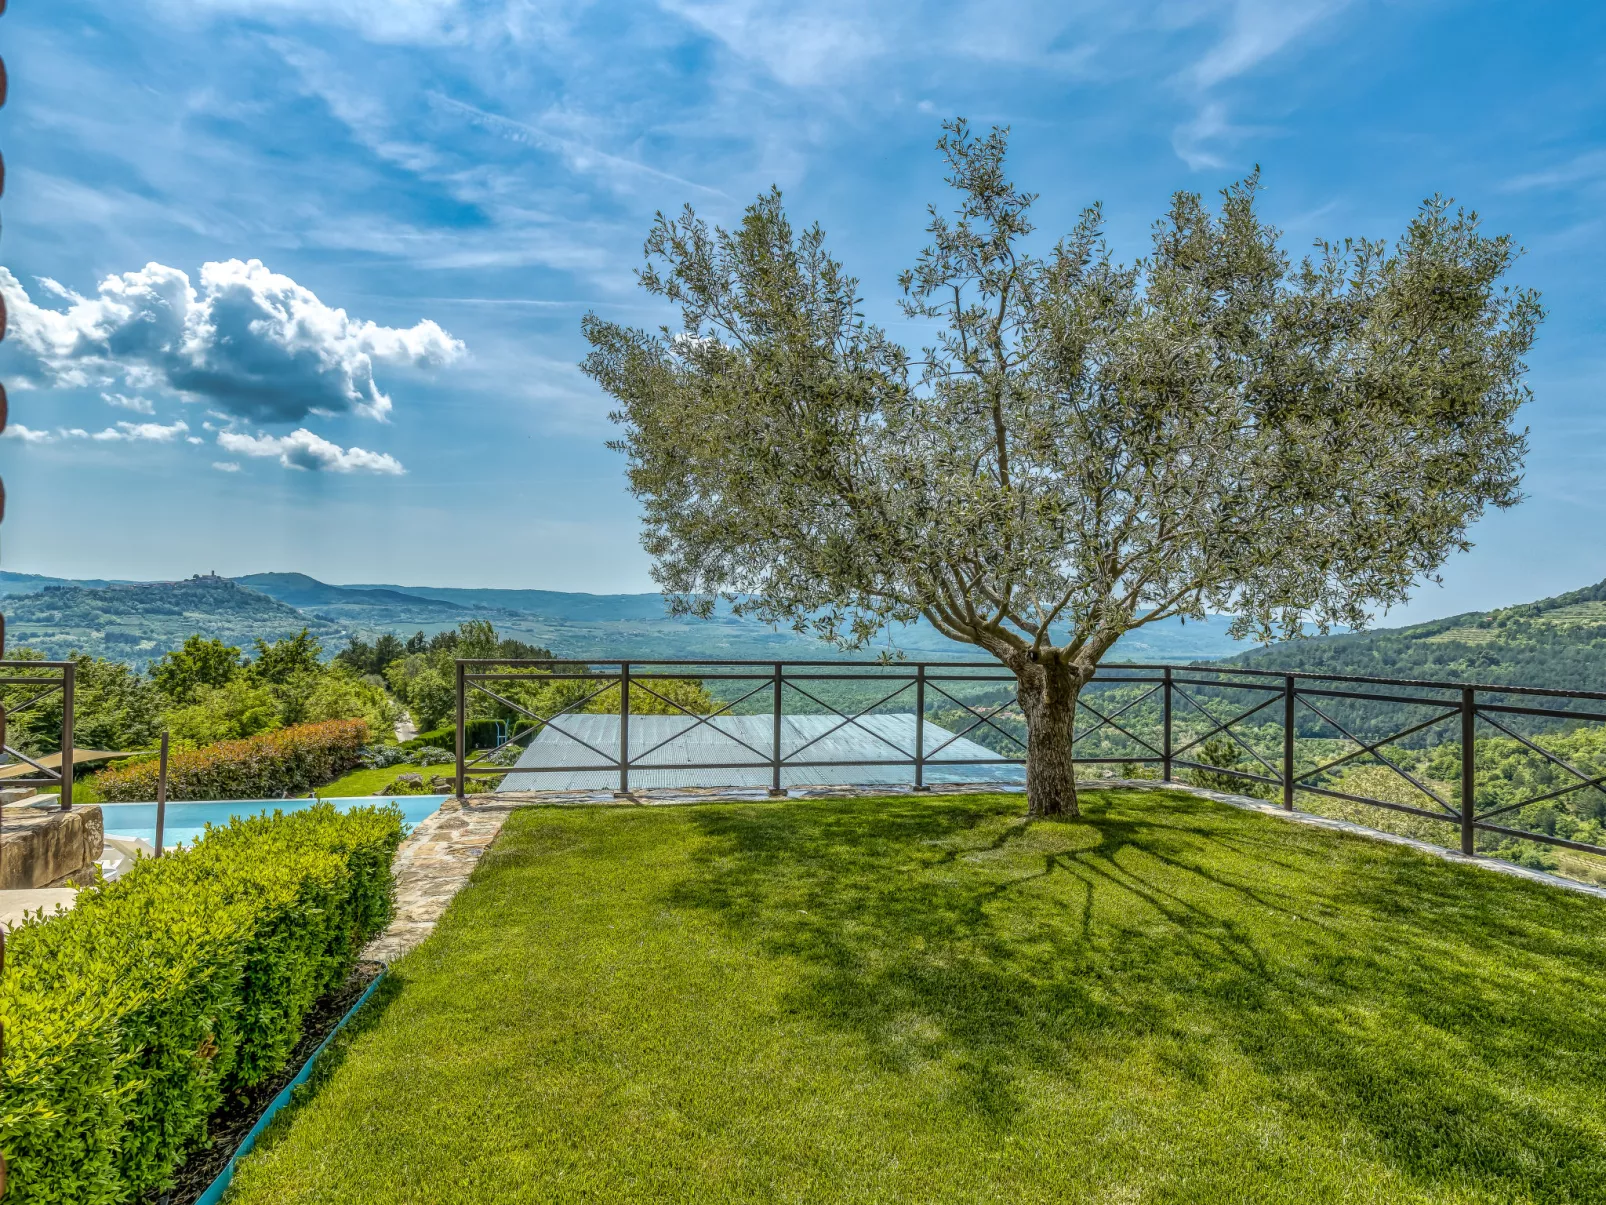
[
  {"left": 0, "top": 660, "right": 76, "bottom": 809},
  {"left": 455, "top": 658, "right": 1606, "bottom": 862}
]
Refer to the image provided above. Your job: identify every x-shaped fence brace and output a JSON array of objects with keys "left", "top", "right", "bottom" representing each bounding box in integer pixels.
[
  {"left": 0, "top": 666, "right": 74, "bottom": 804},
  {"left": 451, "top": 661, "right": 1606, "bottom": 859}
]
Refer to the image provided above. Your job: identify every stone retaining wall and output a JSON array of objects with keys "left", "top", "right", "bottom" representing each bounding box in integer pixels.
[{"left": 0, "top": 805, "right": 104, "bottom": 889}]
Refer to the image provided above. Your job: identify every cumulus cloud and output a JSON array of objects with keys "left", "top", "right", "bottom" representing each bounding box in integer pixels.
[
  {"left": 91, "top": 419, "right": 191, "bottom": 442},
  {"left": 4, "top": 424, "right": 54, "bottom": 443},
  {"left": 0, "top": 259, "right": 464, "bottom": 423},
  {"left": 213, "top": 460, "right": 242, "bottom": 472},
  {"left": 217, "top": 427, "right": 405, "bottom": 474}
]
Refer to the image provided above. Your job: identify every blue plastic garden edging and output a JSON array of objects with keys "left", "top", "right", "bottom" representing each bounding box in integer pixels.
[{"left": 196, "top": 968, "right": 388, "bottom": 1205}]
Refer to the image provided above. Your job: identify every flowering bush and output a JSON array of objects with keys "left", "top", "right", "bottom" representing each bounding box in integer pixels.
[{"left": 94, "top": 719, "right": 369, "bottom": 801}]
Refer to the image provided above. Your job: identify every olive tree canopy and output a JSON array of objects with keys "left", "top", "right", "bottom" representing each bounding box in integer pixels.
[{"left": 581, "top": 121, "right": 1541, "bottom": 816}]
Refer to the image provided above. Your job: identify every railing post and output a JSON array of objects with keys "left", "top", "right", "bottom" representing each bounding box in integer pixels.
[
  {"left": 454, "top": 660, "right": 466, "bottom": 801},
  {"left": 1461, "top": 686, "right": 1477, "bottom": 856},
  {"left": 1162, "top": 666, "right": 1173, "bottom": 782},
  {"left": 770, "top": 662, "right": 784, "bottom": 796},
  {"left": 155, "top": 730, "right": 169, "bottom": 857},
  {"left": 618, "top": 661, "right": 631, "bottom": 794},
  {"left": 1282, "top": 675, "right": 1295, "bottom": 811},
  {"left": 914, "top": 664, "right": 927, "bottom": 791},
  {"left": 59, "top": 660, "right": 73, "bottom": 810}
]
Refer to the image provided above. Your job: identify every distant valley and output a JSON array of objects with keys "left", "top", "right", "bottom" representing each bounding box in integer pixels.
[
  {"left": 11, "top": 565, "right": 1606, "bottom": 691},
  {"left": 0, "top": 570, "right": 1253, "bottom": 666}
]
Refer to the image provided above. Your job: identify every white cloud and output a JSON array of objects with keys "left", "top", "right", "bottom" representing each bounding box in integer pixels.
[
  {"left": 0, "top": 259, "right": 464, "bottom": 424},
  {"left": 658, "top": 0, "right": 883, "bottom": 87},
  {"left": 1182, "top": 0, "right": 1345, "bottom": 91},
  {"left": 1504, "top": 149, "right": 1606, "bottom": 193},
  {"left": 90, "top": 419, "right": 192, "bottom": 442},
  {"left": 4, "top": 424, "right": 54, "bottom": 443},
  {"left": 426, "top": 94, "right": 724, "bottom": 200},
  {"left": 101, "top": 391, "right": 156, "bottom": 414},
  {"left": 1171, "top": 0, "right": 1350, "bottom": 170},
  {"left": 213, "top": 460, "right": 242, "bottom": 472},
  {"left": 217, "top": 427, "right": 406, "bottom": 474}
]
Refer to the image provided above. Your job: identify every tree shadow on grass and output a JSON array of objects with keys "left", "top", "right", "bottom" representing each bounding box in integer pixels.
[{"left": 663, "top": 790, "right": 1606, "bottom": 1200}]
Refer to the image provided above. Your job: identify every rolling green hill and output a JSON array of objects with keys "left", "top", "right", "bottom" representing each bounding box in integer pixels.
[
  {"left": 256, "top": 577, "right": 1252, "bottom": 663},
  {"left": 0, "top": 570, "right": 1254, "bottom": 666},
  {"left": 4, "top": 576, "right": 343, "bottom": 665},
  {"left": 1219, "top": 578, "right": 1606, "bottom": 694}
]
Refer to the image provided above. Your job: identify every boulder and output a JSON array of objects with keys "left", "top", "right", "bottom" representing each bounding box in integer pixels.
[{"left": 0, "top": 805, "right": 105, "bottom": 889}]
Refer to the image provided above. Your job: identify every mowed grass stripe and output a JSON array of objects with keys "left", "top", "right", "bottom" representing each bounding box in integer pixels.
[{"left": 226, "top": 790, "right": 1606, "bottom": 1204}]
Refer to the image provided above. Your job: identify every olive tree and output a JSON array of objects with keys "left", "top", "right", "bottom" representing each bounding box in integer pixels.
[{"left": 581, "top": 121, "right": 1541, "bottom": 817}]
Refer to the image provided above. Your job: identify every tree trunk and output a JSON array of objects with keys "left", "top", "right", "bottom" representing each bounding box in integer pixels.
[{"left": 1014, "top": 656, "right": 1084, "bottom": 818}]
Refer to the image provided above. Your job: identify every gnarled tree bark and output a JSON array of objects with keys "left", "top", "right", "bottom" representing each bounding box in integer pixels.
[{"left": 1008, "top": 651, "right": 1088, "bottom": 818}]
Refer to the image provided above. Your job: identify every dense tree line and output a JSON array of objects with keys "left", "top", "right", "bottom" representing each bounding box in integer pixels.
[{"left": 2, "top": 629, "right": 395, "bottom": 756}]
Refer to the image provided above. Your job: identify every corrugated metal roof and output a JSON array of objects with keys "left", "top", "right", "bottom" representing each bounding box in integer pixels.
[{"left": 500, "top": 713, "right": 1023, "bottom": 790}]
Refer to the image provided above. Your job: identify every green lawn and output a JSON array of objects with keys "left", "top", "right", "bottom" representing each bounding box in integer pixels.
[
  {"left": 227, "top": 790, "right": 1606, "bottom": 1204},
  {"left": 314, "top": 762, "right": 461, "bottom": 798}
]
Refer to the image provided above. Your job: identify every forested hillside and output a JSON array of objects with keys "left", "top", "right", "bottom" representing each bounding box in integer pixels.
[
  {"left": 1, "top": 570, "right": 1251, "bottom": 665},
  {"left": 4, "top": 576, "right": 342, "bottom": 665},
  {"left": 1218, "top": 577, "right": 1606, "bottom": 692}
]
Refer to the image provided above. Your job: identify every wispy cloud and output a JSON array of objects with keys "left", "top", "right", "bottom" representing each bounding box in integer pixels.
[
  {"left": 102, "top": 391, "right": 156, "bottom": 414},
  {"left": 1182, "top": 0, "right": 1346, "bottom": 90},
  {"left": 1504, "top": 149, "right": 1606, "bottom": 193},
  {"left": 658, "top": 0, "right": 884, "bottom": 87},
  {"left": 173, "top": 0, "right": 470, "bottom": 45},
  {"left": 426, "top": 93, "right": 726, "bottom": 199},
  {"left": 1170, "top": 0, "right": 1351, "bottom": 170}
]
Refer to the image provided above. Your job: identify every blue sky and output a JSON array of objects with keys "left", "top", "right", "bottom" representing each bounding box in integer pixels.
[{"left": 3, "top": 0, "right": 1605, "bottom": 624}]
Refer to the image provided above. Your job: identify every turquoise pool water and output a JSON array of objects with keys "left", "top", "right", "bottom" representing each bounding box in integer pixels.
[{"left": 97, "top": 796, "right": 448, "bottom": 850}]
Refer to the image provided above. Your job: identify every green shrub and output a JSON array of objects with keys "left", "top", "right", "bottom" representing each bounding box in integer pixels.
[
  {"left": 402, "top": 718, "right": 501, "bottom": 753},
  {"left": 0, "top": 803, "right": 404, "bottom": 1203},
  {"left": 92, "top": 719, "right": 369, "bottom": 801}
]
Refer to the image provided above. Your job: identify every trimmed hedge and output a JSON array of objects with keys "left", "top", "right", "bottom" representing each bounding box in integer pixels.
[
  {"left": 401, "top": 718, "right": 500, "bottom": 753},
  {"left": 0, "top": 803, "right": 404, "bottom": 1203},
  {"left": 94, "top": 719, "right": 369, "bottom": 801}
]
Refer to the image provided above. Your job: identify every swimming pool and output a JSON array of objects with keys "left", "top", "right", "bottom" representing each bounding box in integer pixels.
[{"left": 97, "top": 796, "right": 449, "bottom": 851}]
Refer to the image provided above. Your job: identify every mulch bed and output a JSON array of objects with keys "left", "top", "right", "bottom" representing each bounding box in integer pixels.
[{"left": 149, "top": 961, "right": 384, "bottom": 1205}]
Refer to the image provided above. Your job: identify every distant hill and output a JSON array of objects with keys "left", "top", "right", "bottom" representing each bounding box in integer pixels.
[
  {"left": 4, "top": 575, "right": 342, "bottom": 666},
  {"left": 0, "top": 569, "right": 1254, "bottom": 666},
  {"left": 15, "top": 565, "right": 1606, "bottom": 697},
  {"left": 1219, "top": 578, "right": 1606, "bottom": 694},
  {"left": 236, "top": 573, "right": 472, "bottom": 624},
  {"left": 346, "top": 580, "right": 1251, "bottom": 662},
  {"left": 348, "top": 584, "right": 674, "bottom": 623},
  {"left": 0, "top": 570, "right": 136, "bottom": 595}
]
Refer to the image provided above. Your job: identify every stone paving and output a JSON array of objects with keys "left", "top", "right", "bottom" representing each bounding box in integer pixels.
[
  {"left": 359, "top": 776, "right": 1606, "bottom": 964},
  {"left": 0, "top": 888, "right": 79, "bottom": 930},
  {"left": 361, "top": 796, "right": 520, "bottom": 963}
]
